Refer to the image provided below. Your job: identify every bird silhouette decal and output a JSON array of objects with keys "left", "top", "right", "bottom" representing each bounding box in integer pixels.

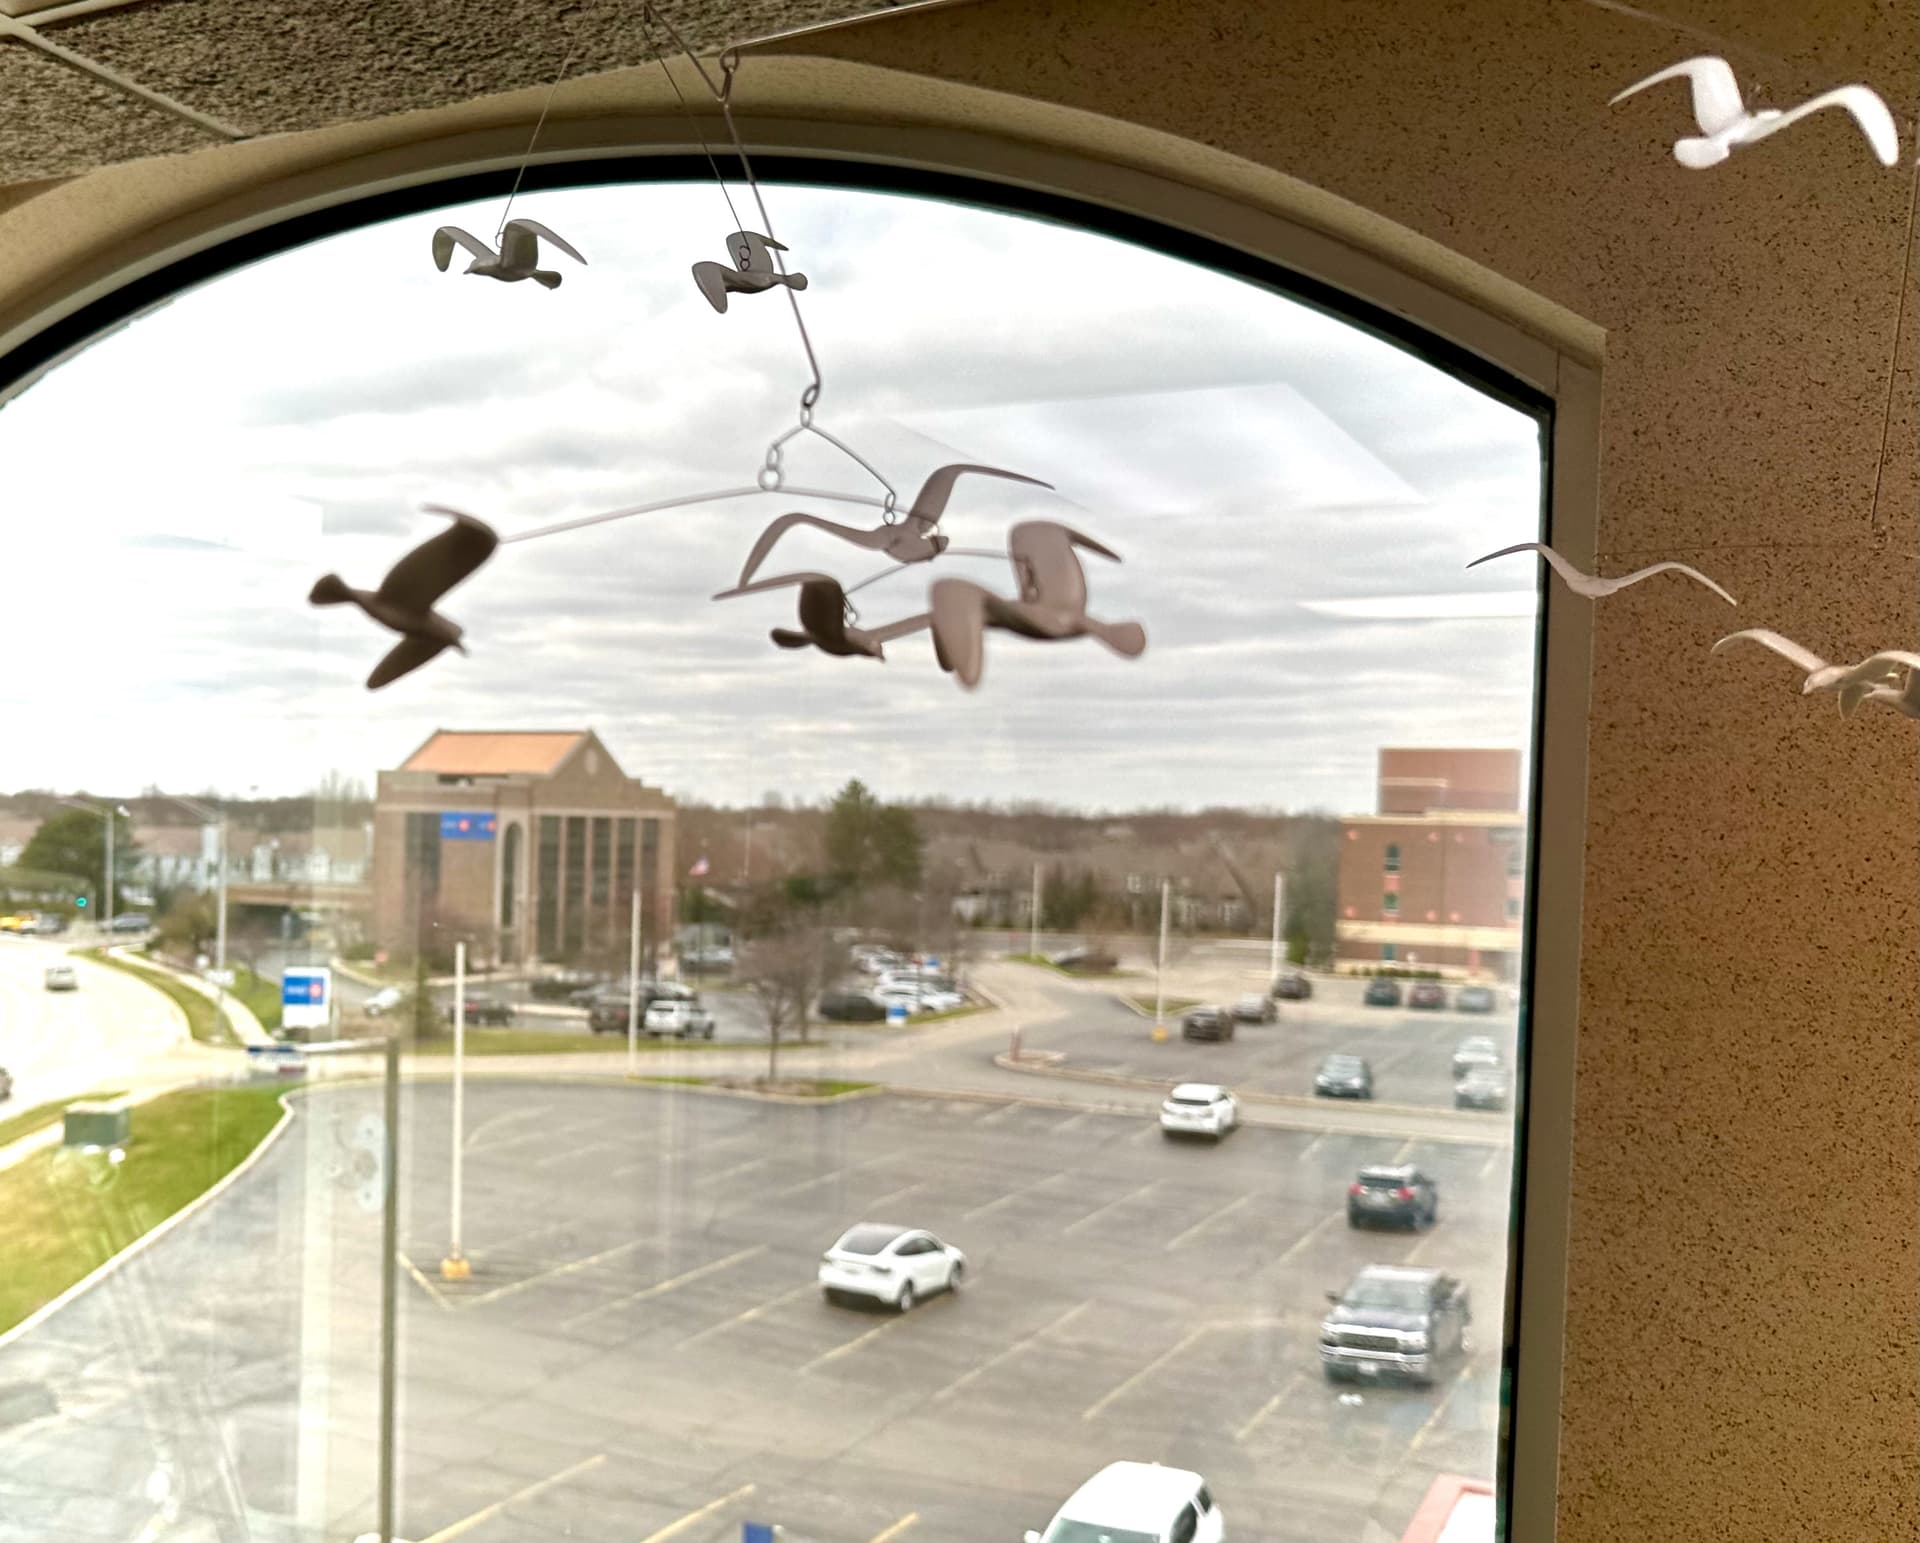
[
  {"left": 733, "top": 464, "right": 1051, "bottom": 589},
  {"left": 926, "top": 521, "right": 1147, "bottom": 690},
  {"left": 1712, "top": 630, "right": 1920, "bottom": 719},
  {"left": 309, "top": 507, "right": 498, "bottom": 690},
  {"left": 692, "top": 231, "right": 809, "bottom": 313},
  {"left": 431, "top": 220, "right": 588, "bottom": 288},
  {"left": 713, "top": 571, "right": 931, "bottom": 660},
  {"left": 1612, "top": 56, "right": 1899, "bottom": 169},
  {"left": 1468, "top": 541, "right": 1736, "bottom": 605}
]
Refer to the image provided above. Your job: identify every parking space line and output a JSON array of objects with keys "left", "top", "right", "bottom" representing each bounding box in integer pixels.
[
  {"left": 462, "top": 1105, "right": 551, "bottom": 1152},
  {"left": 420, "top": 1452, "right": 607, "bottom": 1542},
  {"left": 1294, "top": 1133, "right": 1327, "bottom": 1164},
  {"left": 637, "top": 1482, "right": 757, "bottom": 1543},
  {"left": 1477, "top": 1145, "right": 1506, "bottom": 1181},
  {"left": 932, "top": 1301, "right": 1089, "bottom": 1403},
  {"left": 398, "top": 1251, "right": 453, "bottom": 1312},
  {"left": 764, "top": 1155, "right": 889, "bottom": 1204},
  {"left": 976, "top": 1103, "right": 1021, "bottom": 1126},
  {"left": 460, "top": 1237, "right": 652, "bottom": 1308},
  {"left": 863, "top": 1180, "right": 928, "bottom": 1216},
  {"left": 964, "top": 1172, "right": 1064, "bottom": 1221},
  {"left": 1063, "top": 1179, "right": 1164, "bottom": 1235},
  {"left": 699, "top": 1153, "right": 781, "bottom": 1187},
  {"left": 1233, "top": 1371, "right": 1307, "bottom": 1444},
  {"left": 870, "top": 1513, "right": 920, "bottom": 1542},
  {"left": 1388, "top": 1138, "right": 1417, "bottom": 1163},
  {"left": 1127, "top": 1122, "right": 1163, "bottom": 1145},
  {"left": 802, "top": 1297, "right": 951, "bottom": 1374},
  {"left": 560, "top": 1245, "right": 770, "bottom": 1329},
  {"left": 1082, "top": 1324, "right": 1212, "bottom": 1420},
  {"left": 1409, "top": 1367, "right": 1472, "bottom": 1453},
  {"left": 1165, "top": 1192, "right": 1253, "bottom": 1252},
  {"left": 1052, "top": 1109, "right": 1099, "bottom": 1136},
  {"left": 679, "top": 1280, "right": 818, "bottom": 1346},
  {"left": 1271, "top": 1209, "right": 1343, "bottom": 1268},
  {"left": 533, "top": 1137, "right": 624, "bottom": 1171}
]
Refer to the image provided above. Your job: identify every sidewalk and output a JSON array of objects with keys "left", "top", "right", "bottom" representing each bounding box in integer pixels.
[{"left": 108, "top": 947, "right": 274, "bottom": 1048}]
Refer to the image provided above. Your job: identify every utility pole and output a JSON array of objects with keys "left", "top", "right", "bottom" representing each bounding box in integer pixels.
[
  {"left": 441, "top": 941, "right": 470, "bottom": 1282},
  {"left": 1270, "top": 871, "right": 1285, "bottom": 979},
  {"left": 1153, "top": 878, "right": 1170, "bottom": 1042},
  {"left": 626, "top": 886, "right": 641, "bottom": 1079},
  {"left": 59, "top": 797, "right": 128, "bottom": 934},
  {"left": 170, "top": 794, "right": 228, "bottom": 973},
  {"left": 1029, "top": 862, "right": 1042, "bottom": 960}
]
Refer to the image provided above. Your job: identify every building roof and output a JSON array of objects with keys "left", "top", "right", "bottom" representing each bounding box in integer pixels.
[{"left": 400, "top": 731, "right": 587, "bottom": 777}]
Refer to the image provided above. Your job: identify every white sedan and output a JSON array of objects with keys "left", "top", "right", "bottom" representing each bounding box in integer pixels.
[
  {"left": 819, "top": 1223, "right": 966, "bottom": 1311},
  {"left": 1160, "top": 1083, "right": 1240, "bottom": 1139},
  {"left": 643, "top": 998, "right": 715, "bottom": 1038}
]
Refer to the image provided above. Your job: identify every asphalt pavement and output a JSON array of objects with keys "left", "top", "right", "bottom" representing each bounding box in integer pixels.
[{"left": 0, "top": 1079, "right": 1512, "bottom": 1543}]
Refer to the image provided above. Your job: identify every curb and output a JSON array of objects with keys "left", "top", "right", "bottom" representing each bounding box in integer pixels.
[
  {"left": 0, "top": 1084, "right": 300, "bottom": 1354},
  {"left": 625, "top": 1078, "right": 886, "bottom": 1107}
]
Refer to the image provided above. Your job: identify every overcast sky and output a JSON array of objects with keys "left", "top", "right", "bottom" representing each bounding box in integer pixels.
[{"left": 0, "top": 180, "right": 1545, "bottom": 815}]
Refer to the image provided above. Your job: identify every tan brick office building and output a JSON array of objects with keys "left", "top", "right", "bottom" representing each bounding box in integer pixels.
[
  {"left": 373, "top": 730, "right": 677, "bottom": 969},
  {"left": 1335, "top": 748, "right": 1524, "bottom": 980}
]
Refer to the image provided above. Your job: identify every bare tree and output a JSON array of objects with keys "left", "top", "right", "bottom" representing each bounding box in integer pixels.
[{"left": 739, "top": 927, "right": 837, "bottom": 1083}]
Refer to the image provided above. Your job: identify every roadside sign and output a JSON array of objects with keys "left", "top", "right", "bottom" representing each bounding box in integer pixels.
[
  {"left": 206, "top": 967, "right": 235, "bottom": 987},
  {"left": 439, "top": 812, "right": 497, "bottom": 841},
  {"left": 282, "top": 966, "right": 332, "bottom": 1031},
  {"left": 886, "top": 1002, "right": 909, "bottom": 1026}
]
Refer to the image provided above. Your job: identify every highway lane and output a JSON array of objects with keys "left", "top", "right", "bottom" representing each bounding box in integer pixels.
[{"left": 0, "top": 937, "right": 191, "bottom": 1110}]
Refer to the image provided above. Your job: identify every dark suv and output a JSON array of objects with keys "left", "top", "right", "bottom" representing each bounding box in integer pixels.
[
  {"left": 587, "top": 982, "right": 691, "bottom": 1034},
  {"left": 1320, "top": 1265, "right": 1471, "bottom": 1386},
  {"left": 530, "top": 968, "right": 605, "bottom": 1002},
  {"left": 444, "top": 994, "right": 513, "bottom": 1026},
  {"left": 1363, "top": 978, "right": 1403, "bottom": 1007},
  {"left": 1181, "top": 1006, "right": 1236, "bottom": 1042},
  {"left": 1314, "top": 1054, "right": 1373, "bottom": 1099},
  {"left": 1271, "top": 971, "right": 1313, "bottom": 1000},
  {"left": 818, "top": 989, "right": 887, "bottom": 1022},
  {"left": 1347, "top": 1165, "right": 1438, "bottom": 1230}
]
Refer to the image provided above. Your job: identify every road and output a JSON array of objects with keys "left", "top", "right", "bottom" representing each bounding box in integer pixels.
[
  {"left": 0, "top": 1078, "right": 1512, "bottom": 1543},
  {"left": 0, "top": 936, "right": 196, "bottom": 1111}
]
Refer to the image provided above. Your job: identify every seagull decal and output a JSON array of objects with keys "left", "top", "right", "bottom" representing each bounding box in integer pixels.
[
  {"left": 1468, "top": 541, "right": 1736, "bottom": 605},
  {"left": 1612, "top": 56, "right": 1899, "bottom": 169},
  {"left": 431, "top": 220, "right": 587, "bottom": 288},
  {"left": 693, "top": 231, "right": 810, "bottom": 313}
]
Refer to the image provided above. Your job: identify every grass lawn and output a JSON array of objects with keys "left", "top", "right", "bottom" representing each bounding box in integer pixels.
[
  {"left": 228, "top": 965, "right": 283, "bottom": 1033},
  {"left": 80, "top": 949, "right": 238, "bottom": 1048},
  {"left": 1120, "top": 994, "right": 1202, "bottom": 1017},
  {"left": 407, "top": 1030, "right": 776, "bottom": 1056},
  {"left": 0, "top": 1090, "right": 127, "bottom": 1151},
  {"left": 1009, "top": 953, "right": 1137, "bottom": 980},
  {"left": 0, "top": 1081, "right": 290, "bottom": 1336}
]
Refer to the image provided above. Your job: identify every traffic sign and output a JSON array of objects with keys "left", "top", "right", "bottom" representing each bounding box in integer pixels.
[{"left": 282, "top": 966, "right": 332, "bottom": 1031}]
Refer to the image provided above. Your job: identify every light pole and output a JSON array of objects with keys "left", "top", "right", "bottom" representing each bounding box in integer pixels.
[
  {"left": 59, "top": 797, "right": 129, "bottom": 932},
  {"left": 168, "top": 794, "right": 227, "bottom": 974},
  {"left": 1153, "top": 878, "right": 1170, "bottom": 1043},
  {"left": 1029, "top": 862, "right": 1042, "bottom": 960},
  {"left": 1270, "top": 871, "right": 1286, "bottom": 980},
  {"left": 442, "top": 939, "right": 470, "bottom": 1282}
]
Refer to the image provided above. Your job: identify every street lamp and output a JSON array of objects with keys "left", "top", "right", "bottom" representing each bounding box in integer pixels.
[
  {"left": 167, "top": 794, "right": 227, "bottom": 974},
  {"left": 58, "top": 797, "right": 129, "bottom": 932}
]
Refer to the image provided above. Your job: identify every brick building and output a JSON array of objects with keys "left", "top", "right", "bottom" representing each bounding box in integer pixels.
[
  {"left": 1335, "top": 748, "right": 1525, "bottom": 979},
  {"left": 373, "top": 729, "right": 676, "bottom": 969}
]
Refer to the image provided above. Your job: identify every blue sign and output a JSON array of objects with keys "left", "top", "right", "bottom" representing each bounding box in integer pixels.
[
  {"left": 439, "top": 811, "right": 497, "bottom": 841},
  {"left": 282, "top": 974, "right": 327, "bottom": 1006},
  {"left": 742, "top": 1526, "right": 776, "bottom": 1543},
  {"left": 281, "top": 967, "right": 333, "bottom": 1032}
]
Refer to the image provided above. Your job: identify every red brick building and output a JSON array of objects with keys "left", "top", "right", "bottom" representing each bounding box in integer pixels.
[
  {"left": 1335, "top": 748, "right": 1525, "bottom": 980},
  {"left": 374, "top": 730, "right": 677, "bottom": 969}
]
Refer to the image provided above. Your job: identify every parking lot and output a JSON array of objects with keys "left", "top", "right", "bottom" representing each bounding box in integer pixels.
[
  {"left": 0, "top": 1078, "right": 1513, "bottom": 1542},
  {"left": 1021, "top": 974, "right": 1522, "bottom": 1112}
]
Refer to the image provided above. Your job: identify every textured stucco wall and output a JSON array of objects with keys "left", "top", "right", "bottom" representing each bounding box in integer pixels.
[{"left": 781, "top": 3, "right": 1920, "bottom": 1539}]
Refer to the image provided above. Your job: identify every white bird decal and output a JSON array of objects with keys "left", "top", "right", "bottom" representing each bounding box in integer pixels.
[
  {"left": 1713, "top": 629, "right": 1920, "bottom": 718},
  {"left": 1612, "top": 56, "right": 1899, "bottom": 169},
  {"left": 926, "top": 521, "right": 1147, "bottom": 691},
  {"left": 1468, "top": 541, "right": 1736, "bottom": 605},
  {"left": 431, "top": 220, "right": 587, "bottom": 289},
  {"left": 731, "top": 464, "right": 1051, "bottom": 589},
  {"left": 693, "top": 231, "right": 809, "bottom": 313}
]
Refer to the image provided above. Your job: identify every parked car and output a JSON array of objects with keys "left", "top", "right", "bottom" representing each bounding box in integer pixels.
[
  {"left": 1454, "top": 1066, "right": 1512, "bottom": 1111},
  {"left": 1049, "top": 946, "right": 1118, "bottom": 974},
  {"left": 107, "top": 912, "right": 151, "bottom": 934},
  {"left": 643, "top": 998, "right": 715, "bottom": 1038},
  {"left": 1348, "top": 1164, "right": 1438, "bottom": 1229},
  {"left": 1451, "top": 1036, "right": 1503, "bottom": 1080},
  {"left": 1408, "top": 981, "right": 1448, "bottom": 1010},
  {"left": 877, "top": 983, "right": 964, "bottom": 1014},
  {"left": 818, "top": 1223, "right": 965, "bottom": 1311},
  {"left": 1314, "top": 1054, "right": 1374, "bottom": 1099},
  {"left": 1271, "top": 970, "right": 1313, "bottom": 1000},
  {"left": 1321, "top": 1264, "right": 1471, "bottom": 1386},
  {"left": 818, "top": 989, "right": 887, "bottom": 1022},
  {"left": 853, "top": 948, "right": 907, "bottom": 976},
  {"left": 26, "top": 914, "right": 68, "bottom": 936},
  {"left": 1023, "top": 1461, "right": 1223, "bottom": 1543},
  {"left": 1363, "top": 977, "right": 1403, "bottom": 1007},
  {"left": 0, "top": 913, "right": 31, "bottom": 934},
  {"left": 361, "top": 986, "right": 406, "bottom": 1018},
  {"left": 1181, "top": 1006, "right": 1236, "bottom": 1042},
  {"left": 43, "top": 965, "right": 77, "bottom": 992},
  {"left": 1231, "top": 993, "right": 1277, "bottom": 1024},
  {"left": 529, "top": 968, "right": 605, "bottom": 1001},
  {"left": 1160, "top": 1082, "right": 1239, "bottom": 1139},
  {"left": 0, "top": 1066, "right": 11, "bottom": 1101},
  {"left": 1455, "top": 984, "right": 1497, "bottom": 1013},
  {"left": 445, "top": 994, "right": 513, "bottom": 1026},
  {"left": 586, "top": 982, "right": 694, "bottom": 1033}
]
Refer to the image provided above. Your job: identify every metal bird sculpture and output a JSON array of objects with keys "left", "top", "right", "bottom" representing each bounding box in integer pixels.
[
  {"left": 1468, "top": 541, "right": 1736, "bottom": 605},
  {"left": 733, "top": 464, "right": 1051, "bottom": 589},
  {"left": 926, "top": 521, "right": 1147, "bottom": 690},
  {"left": 1612, "top": 56, "right": 1899, "bottom": 169},
  {"left": 432, "top": 220, "right": 587, "bottom": 288},
  {"left": 309, "top": 507, "right": 498, "bottom": 689},
  {"left": 692, "top": 231, "right": 809, "bottom": 313},
  {"left": 712, "top": 571, "right": 931, "bottom": 660},
  {"left": 1712, "top": 629, "right": 1920, "bottom": 718}
]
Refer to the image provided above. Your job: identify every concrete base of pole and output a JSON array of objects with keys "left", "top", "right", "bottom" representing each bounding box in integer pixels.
[
  {"left": 439, "top": 1253, "right": 471, "bottom": 1282},
  {"left": 1151, "top": 1022, "right": 1169, "bottom": 1043}
]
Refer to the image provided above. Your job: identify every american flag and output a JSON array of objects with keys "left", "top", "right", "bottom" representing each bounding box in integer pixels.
[{"left": 688, "top": 855, "right": 710, "bottom": 878}]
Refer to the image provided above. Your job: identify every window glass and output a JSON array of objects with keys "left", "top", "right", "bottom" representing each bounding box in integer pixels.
[{"left": 0, "top": 179, "right": 1544, "bottom": 1542}]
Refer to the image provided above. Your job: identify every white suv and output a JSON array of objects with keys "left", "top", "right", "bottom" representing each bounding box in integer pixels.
[
  {"left": 642, "top": 999, "right": 715, "bottom": 1038},
  {"left": 1026, "top": 1461, "right": 1224, "bottom": 1543},
  {"left": 1159, "top": 1084, "right": 1239, "bottom": 1139}
]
